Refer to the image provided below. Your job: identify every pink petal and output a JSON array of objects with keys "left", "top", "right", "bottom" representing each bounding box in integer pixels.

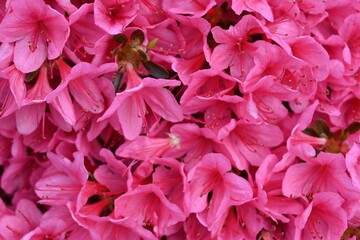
[
  {"left": 162, "top": 0, "right": 216, "bottom": 17},
  {"left": 245, "top": 0, "right": 274, "bottom": 21},
  {"left": 16, "top": 103, "right": 45, "bottom": 135},
  {"left": 41, "top": 6, "right": 70, "bottom": 59},
  {"left": 143, "top": 87, "right": 183, "bottom": 122},
  {"left": 290, "top": 36, "right": 330, "bottom": 67},
  {"left": 0, "top": 7, "right": 36, "bottom": 42},
  {"left": 118, "top": 94, "right": 145, "bottom": 140},
  {"left": 14, "top": 36, "right": 47, "bottom": 73},
  {"left": 94, "top": 0, "right": 139, "bottom": 34}
]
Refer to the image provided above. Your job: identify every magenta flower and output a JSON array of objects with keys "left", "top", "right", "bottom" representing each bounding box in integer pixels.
[
  {"left": 3, "top": 65, "right": 26, "bottom": 107},
  {"left": 0, "top": 70, "right": 18, "bottom": 118},
  {"left": 210, "top": 15, "right": 261, "bottom": 78},
  {"left": 295, "top": 192, "right": 348, "bottom": 239},
  {"left": 134, "top": 157, "right": 187, "bottom": 214},
  {"left": 232, "top": 0, "right": 273, "bottom": 21},
  {"left": 68, "top": 203, "right": 158, "bottom": 240},
  {"left": 282, "top": 152, "right": 360, "bottom": 201},
  {"left": 114, "top": 184, "right": 186, "bottom": 236},
  {"left": 0, "top": 0, "right": 70, "bottom": 72},
  {"left": 185, "top": 153, "right": 253, "bottom": 223},
  {"left": 99, "top": 63, "right": 183, "bottom": 140},
  {"left": 218, "top": 119, "right": 284, "bottom": 169},
  {"left": 162, "top": 0, "right": 216, "bottom": 17},
  {"left": 22, "top": 206, "right": 92, "bottom": 240},
  {"left": 35, "top": 152, "right": 88, "bottom": 206},
  {"left": 0, "top": 0, "right": 359, "bottom": 238},
  {"left": 255, "top": 154, "right": 304, "bottom": 223},
  {"left": 0, "top": 199, "right": 42, "bottom": 239},
  {"left": 346, "top": 143, "right": 360, "bottom": 190},
  {"left": 94, "top": 0, "right": 139, "bottom": 35},
  {"left": 171, "top": 15, "right": 211, "bottom": 83},
  {"left": 339, "top": 13, "right": 360, "bottom": 70},
  {"left": 116, "top": 134, "right": 181, "bottom": 160}
]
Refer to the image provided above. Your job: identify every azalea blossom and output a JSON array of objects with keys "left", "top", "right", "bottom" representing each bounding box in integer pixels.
[
  {"left": 0, "top": 0, "right": 359, "bottom": 238},
  {"left": 0, "top": 0, "right": 70, "bottom": 72}
]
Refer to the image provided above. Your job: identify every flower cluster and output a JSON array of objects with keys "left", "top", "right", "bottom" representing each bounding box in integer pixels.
[{"left": 0, "top": 0, "right": 360, "bottom": 239}]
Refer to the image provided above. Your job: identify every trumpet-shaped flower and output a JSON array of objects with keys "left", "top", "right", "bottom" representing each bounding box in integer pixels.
[
  {"left": 185, "top": 153, "right": 253, "bottom": 223},
  {"left": 99, "top": 64, "right": 183, "bottom": 140},
  {"left": 0, "top": 0, "right": 69, "bottom": 72},
  {"left": 114, "top": 184, "right": 186, "bottom": 236}
]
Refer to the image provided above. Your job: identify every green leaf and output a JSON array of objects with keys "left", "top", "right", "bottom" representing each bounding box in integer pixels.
[
  {"left": 137, "top": 50, "right": 148, "bottom": 62},
  {"left": 113, "top": 34, "right": 128, "bottom": 44},
  {"left": 302, "top": 127, "right": 319, "bottom": 137},
  {"left": 147, "top": 38, "right": 158, "bottom": 51},
  {"left": 338, "top": 130, "right": 348, "bottom": 142},
  {"left": 113, "top": 70, "right": 123, "bottom": 92},
  {"left": 345, "top": 122, "right": 360, "bottom": 135},
  {"left": 134, "top": 59, "right": 140, "bottom": 69},
  {"left": 143, "top": 61, "right": 169, "bottom": 79},
  {"left": 63, "top": 58, "right": 75, "bottom": 67},
  {"left": 130, "top": 29, "right": 145, "bottom": 46},
  {"left": 313, "top": 119, "right": 332, "bottom": 138},
  {"left": 24, "top": 70, "right": 39, "bottom": 83}
]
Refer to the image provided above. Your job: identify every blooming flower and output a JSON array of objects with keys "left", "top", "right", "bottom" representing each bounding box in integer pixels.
[
  {"left": 0, "top": 0, "right": 69, "bottom": 72},
  {"left": 94, "top": 0, "right": 139, "bottom": 35},
  {"left": 294, "top": 192, "right": 348, "bottom": 239},
  {"left": 99, "top": 63, "right": 183, "bottom": 140},
  {"left": 0, "top": 0, "right": 359, "bottom": 238},
  {"left": 185, "top": 153, "right": 253, "bottom": 224},
  {"left": 114, "top": 184, "right": 186, "bottom": 236}
]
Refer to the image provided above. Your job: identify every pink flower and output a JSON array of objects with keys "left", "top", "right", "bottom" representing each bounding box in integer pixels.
[
  {"left": 171, "top": 15, "right": 211, "bottom": 83},
  {"left": 183, "top": 214, "right": 211, "bottom": 239},
  {"left": 134, "top": 0, "right": 166, "bottom": 26},
  {"left": 288, "top": 36, "right": 330, "bottom": 72},
  {"left": 114, "top": 184, "right": 186, "bottom": 236},
  {"left": 98, "top": 64, "right": 183, "bottom": 140},
  {"left": 151, "top": 157, "right": 187, "bottom": 211},
  {"left": 0, "top": 156, "right": 39, "bottom": 195},
  {"left": 208, "top": 203, "right": 264, "bottom": 239},
  {"left": 22, "top": 206, "right": 92, "bottom": 240},
  {"left": 285, "top": 100, "right": 325, "bottom": 162},
  {"left": 94, "top": 149, "right": 128, "bottom": 193},
  {"left": 145, "top": 18, "right": 185, "bottom": 58},
  {"left": 67, "top": 3, "right": 106, "bottom": 61},
  {"left": 180, "top": 69, "right": 239, "bottom": 104},
  {"left": 48, "top": 61, "right": 110, "bottom": 114},
  {"left": 218, "top": 119, "right": 284, "bottom": 169},
  {"left": 35, "top": 152, "right": 88, "bottom": 206},
  {"left": 0, "top": 199, "right": 42, "bottom": 239},
  {"left": 0, "top": 134, "right": 11, "bottom": 165},
  {"left": 94, "top": 0, "right": 139, "bottom": 35},
  {"left": 255, "top": 155, "right": 304, "bottom": 223},
  {"left": 3, "top": 65, "right": 26, "bottom": 107},
  {"left": 339, "top": 14, "right": 360, "bottom": 70},
  {"left": 116, "top": 134, "right": 181, "bottom": 161},
  {"left": 185, "top": 153, "right": 253, "bottom": 223},
  {"left": 209, "top": 15, "right": 260, "bottom": 78},
  {"left": 68, "top": 202, "right": 158, "bottom": 240},
  {"left": 162, "top": 0, "right": 216, "bottom": 17},
  {"left": 294, "top": 192, "right": 347, "bottom": 239},
  {"left": 0, "top": 70, "right": 18, "bottom": 118},
  {"left": 167, "top": 123, "right": 219, "bottom": 171},
  {"left": 22, "top": 117, "right": 58, "bottom": 153},
  {"left": 0, "top": 0, "right": 70, "bottom": 72},
  {"left": 282, "top": 152, "right": 360, "bottom": 201},
  {"left": 346, "top": 143, "right": 360, "bottom": 190},
  {"left": 0, "top": 42, "right": 14, "bottom": 70},
  {"left": 231, "top": 0, "right": 274, "bottom": 21}
]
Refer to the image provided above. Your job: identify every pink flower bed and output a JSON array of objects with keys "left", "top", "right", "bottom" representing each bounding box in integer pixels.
[{"left": 0, "top": 0, "right": 360, "bottom": 239}]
